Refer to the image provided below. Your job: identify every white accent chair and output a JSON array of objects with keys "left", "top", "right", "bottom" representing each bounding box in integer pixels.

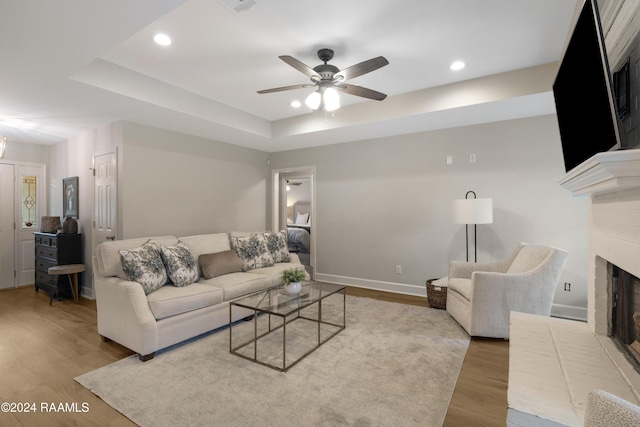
[{"left": 446, "top": 243, "right": 568, "bottom": 338}]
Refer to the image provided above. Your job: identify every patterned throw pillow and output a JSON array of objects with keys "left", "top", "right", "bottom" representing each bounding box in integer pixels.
[
  {"left": 159, "top": 243, "right": 199, "bottom": 287},
  {"left": 230, "top": 233, "right": 275, "bottom": 271},
  {"left": 266, "top": 230, "right": 290, "bottom": 263},
  {"left": 119, "top": 242, "right": 168, "bottom": 294}
]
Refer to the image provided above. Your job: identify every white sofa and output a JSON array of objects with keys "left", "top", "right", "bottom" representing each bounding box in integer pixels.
[
  {"left": 94, "top": 232, "right": 308, "bottom": 361},
  {"left": 446, "top": 242, "right": 568, "bottom": 338}
]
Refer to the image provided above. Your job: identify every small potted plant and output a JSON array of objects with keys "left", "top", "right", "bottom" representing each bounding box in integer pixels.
[{"left": 281, "top": 267, "right": 307, "bottom": 294}]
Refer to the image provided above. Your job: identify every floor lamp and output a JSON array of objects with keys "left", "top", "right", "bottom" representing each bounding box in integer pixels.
[{"left": 453, "top": 191, "right": 493, "bottom": 262}]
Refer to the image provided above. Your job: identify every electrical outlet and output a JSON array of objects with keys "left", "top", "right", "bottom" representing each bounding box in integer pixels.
[
  {"left": 396, "top": 265, "right": 402, "bottom": 274},
  {"left": 446, "top": 155, "right": 453, "bottom": 165},
  {"left": 564, "top": 282, "right": 571, "bottom": 291},
  {"left": 469, "top": 153, "right": 476, "bottom": 163}
]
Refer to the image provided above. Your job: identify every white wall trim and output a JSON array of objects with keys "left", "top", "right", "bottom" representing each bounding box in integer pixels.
[
  {"left": 551, "top": 303, "right": 588, "bottom": 322},
  {"left": 314, "top": 272, "right": 427, "bottom": 297}
]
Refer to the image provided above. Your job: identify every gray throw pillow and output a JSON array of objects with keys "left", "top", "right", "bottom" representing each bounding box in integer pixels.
[
  {"left": 199, "top": 250, "right": 243, "bottom": 279},
  {"left": 159, "top": 243, "right": 199, "bottom": 287},
  {"left": 119, "top": 242, "right": 168, "bottom": 294}
]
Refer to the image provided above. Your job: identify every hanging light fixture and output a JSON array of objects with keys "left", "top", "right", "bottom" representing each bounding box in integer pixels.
[
  {"left": 305, "top": 84, "right": 341, "bottom": 112},
  {"left": 0, "top": 136, "right": 6, "bottom": 159}
]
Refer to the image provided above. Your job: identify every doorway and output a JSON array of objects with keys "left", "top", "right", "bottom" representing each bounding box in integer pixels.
[
  {"left": 272, "top": 166, "right": 316, "bottom": 277},
  {"left": 0, "top": 162, "right": 45, "bottom": 290}
]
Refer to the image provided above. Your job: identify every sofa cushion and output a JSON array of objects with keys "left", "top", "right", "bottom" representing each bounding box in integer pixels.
[
  {"left": 146, "top": 283, "right": 224, "bottom": 320},
  {"left": 448, "top": 277, "right": 471, "bottom": 301},
  {"left": 119, "top": 242, "right": 168, "bottom": 294},
  {"left": 230, "top": 233, "right": 275, "bottom": 271},
  {"left": 248, "top": 263, "right": 307, "bottom": 287},
  {"left": 96, "top": 236, "right": 178, "bottom": 279},
  {"left": 266, "top": 230, "right": 290, "bottom": 263},
  {"left": 198, "top": 272, "right": 272, "bottom": 301},
  {"left": 159, "top": 243, "right": 199, "bottom": 287},
  {"left": 178, "top": 233, "right": 231, "bottom": 277},
  {"left": 199, "top": 250, "right": 243, "bottom": 279},
  {"left": 507, "top": 245, "right": 552, "bottom": 274}
]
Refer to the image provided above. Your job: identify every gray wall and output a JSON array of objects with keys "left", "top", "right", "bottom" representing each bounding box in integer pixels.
[
  {"left": 120, "top": 122, "right": 270, "bottom": 238},
  {"left": 47, "top": 121, "right": 270, "bottom": 298},
  {"left": 270, "top": 114, "right": 589, "bottom": 318}
]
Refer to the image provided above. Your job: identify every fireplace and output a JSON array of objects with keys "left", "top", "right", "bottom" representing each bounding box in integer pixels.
[
  {"left": 558, "top": 148, "right": 640, "bottom": 395},
  {"left": 610, "top": 264, "right": 640, "bottom": 371}
]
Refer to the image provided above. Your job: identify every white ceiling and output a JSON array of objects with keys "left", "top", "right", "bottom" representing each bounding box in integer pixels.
[{"left": 0, "top": 0, "right": 579, "bottom": 153}]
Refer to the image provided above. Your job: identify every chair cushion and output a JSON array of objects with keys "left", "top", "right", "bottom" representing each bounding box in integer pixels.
[
  {"left": 507, "top": 245, "right": 552, "bottom": 273},
  {"left": 447, "top": 278, "right": 471, "bottom": 300},
  {"left": 146, "top": 283, "right": 224, "bottom": 320},
  {"left": 198, "top": 272, "right": 272, "bottom": 301},
  {"left": 248, "top": 263, "right": 308, "bottom": 287}
]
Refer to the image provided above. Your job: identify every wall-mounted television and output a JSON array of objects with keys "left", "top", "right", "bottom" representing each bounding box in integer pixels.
[{"left": 552, "top": 0, "right": 625, "bottom": 173}]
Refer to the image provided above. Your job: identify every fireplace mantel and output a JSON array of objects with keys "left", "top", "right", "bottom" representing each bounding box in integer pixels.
[{"left": 559, "top": 148, "right": 640, "bottom": 197}]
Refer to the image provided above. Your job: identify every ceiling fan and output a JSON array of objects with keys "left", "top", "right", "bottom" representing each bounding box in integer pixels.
[{"left": 257, "top": 48, "right": 389, "bottom": 111}]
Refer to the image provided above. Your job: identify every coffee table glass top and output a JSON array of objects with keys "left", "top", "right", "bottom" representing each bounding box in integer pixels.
[{"left": 231, "top": 281, "right": 344, "bottom": 317}]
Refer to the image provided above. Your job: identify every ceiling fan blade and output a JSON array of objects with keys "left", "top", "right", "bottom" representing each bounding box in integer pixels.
[
  {"left": 334, "top": 56, "right": 389, "bottom": 81},
  {"left": 257, "top": 84, "right": 315, "bottom": 94},
  {"left": 279, "top": 55, "right": 321, "bottom": 80},
  {"left": 336, "top": 83, "right": 387, "bottom": 101}
]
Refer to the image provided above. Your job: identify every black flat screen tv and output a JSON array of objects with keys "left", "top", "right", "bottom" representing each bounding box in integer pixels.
[{"left": 553, "top": 0, "right": 624, "bottom": 173}]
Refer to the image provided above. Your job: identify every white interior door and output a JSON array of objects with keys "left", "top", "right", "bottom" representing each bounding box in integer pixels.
[
  {"left": 94, "top": 151, "right": 117, "bottom": 245},
  {"left": 0, "top": 164, "right": 15, "bottom": 289},
  {"left": 16, "top": 164, "right": 44, "bottom": 286}
]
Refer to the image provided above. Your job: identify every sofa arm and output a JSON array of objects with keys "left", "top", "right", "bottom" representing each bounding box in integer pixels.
[{"left": 94, "top": 276, "right": 158, "bottom": 356}]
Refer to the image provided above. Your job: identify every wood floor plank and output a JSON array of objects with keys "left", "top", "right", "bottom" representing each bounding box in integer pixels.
[{"left": 0, "top": 285, "right": 508, "bottom": 426}]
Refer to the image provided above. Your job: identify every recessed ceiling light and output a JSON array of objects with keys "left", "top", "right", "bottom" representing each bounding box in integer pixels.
[
  {"left": 450, "top": 61, "right": 465, "bottom": 71},
  {"left": 290, "top": 100, "right": 302, "bottom": 108},
  {"left": 153, "top": 33, "right": 172, "bottom": 46}
]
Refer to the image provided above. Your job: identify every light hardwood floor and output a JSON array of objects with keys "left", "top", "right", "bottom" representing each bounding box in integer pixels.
[{"left": 0, "top": 285, "right": 508, "bottom": 426}]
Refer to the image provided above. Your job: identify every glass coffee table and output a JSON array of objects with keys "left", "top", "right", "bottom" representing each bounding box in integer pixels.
[{"left": 229, "top": 281, "right": 345, "bottom": 372}]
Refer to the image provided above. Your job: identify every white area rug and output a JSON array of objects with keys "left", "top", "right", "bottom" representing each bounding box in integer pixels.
[{"left": 76, "top": 296, "right": 469, "bottom": 426}]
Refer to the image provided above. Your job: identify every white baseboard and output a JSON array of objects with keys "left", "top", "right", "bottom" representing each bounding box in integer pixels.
[
  {"left": 551, "top": 303, "right": 587, "bottom": 322},
  {"left": 313, "top": 273, "right": 427, "bottom": 297},
  {"left": 315, "top": 273, "right": 588, "bottom": 322}
]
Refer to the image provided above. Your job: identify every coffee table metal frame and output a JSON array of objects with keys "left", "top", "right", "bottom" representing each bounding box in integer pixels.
[{"left": 229, "top": 281, "right": 346, "bottom": 372}]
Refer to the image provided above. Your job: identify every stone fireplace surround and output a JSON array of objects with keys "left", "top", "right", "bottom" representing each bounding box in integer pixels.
[{"left": 507, "top": 149, "right": 640, "bottom": 426}]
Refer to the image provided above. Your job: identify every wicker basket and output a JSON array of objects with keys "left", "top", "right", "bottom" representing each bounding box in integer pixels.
[{"left": 426, "top": 278, "right": 447, "bottom": 309}]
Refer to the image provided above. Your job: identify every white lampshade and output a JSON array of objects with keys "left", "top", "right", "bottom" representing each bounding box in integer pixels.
[
  {"left": 324, "top": 87, "right": 340, "bottom": 111},
  {"left": 0, "top": 136, "right": 6, "bottom": 159},
  {"left": 305, "top": 91, "right": 322, "bottom": 110},
  {"left": 452, "top": 198, "right": 493, "bottom": 224}
]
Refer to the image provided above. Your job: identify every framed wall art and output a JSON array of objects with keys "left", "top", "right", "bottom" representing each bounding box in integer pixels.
[{"left": 63, "top": 176, "right": 79, "bottom": 218}]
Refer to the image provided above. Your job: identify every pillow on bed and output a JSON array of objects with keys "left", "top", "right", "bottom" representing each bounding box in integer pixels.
[
  {"left": 295, "top": 212, "right": 309, "bottom": 224},
  {"left": 199, "top": 250, "right": 243, "bottom": 278}
]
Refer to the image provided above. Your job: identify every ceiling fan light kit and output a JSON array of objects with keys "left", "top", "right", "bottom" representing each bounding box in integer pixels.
[{"left": 258, "top": 48, "right": 388, "bottom": 112}]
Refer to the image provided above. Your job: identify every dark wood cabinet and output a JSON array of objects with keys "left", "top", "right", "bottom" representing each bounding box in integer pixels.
[{"left": 34, "top": 232, "right": 83, "bottom": 301}]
